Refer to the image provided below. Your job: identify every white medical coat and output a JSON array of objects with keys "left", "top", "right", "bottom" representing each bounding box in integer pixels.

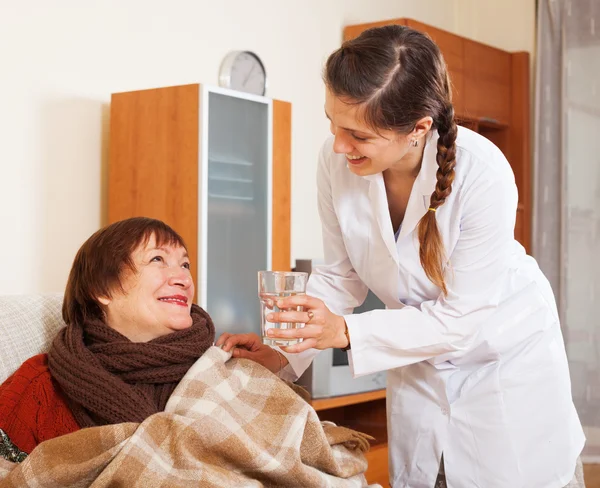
[{"left": 281, "top": 127, "right": 585, "bottom": 488}]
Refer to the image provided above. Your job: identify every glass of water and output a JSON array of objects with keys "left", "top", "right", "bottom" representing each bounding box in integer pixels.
[{"left": 258, "top": 271, "right": 308, "bottom": 346}]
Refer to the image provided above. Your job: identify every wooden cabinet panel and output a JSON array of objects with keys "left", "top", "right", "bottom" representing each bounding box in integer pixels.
[
  {"left": 510, "top": 52, "right": 531, "bottom": 254},
  {"left": 343, "top": 18, "right": 516, "bottom": 127},
  {"left": 108, "top": 84, "right": 200, "bottom": 289},
  {"left": 405, "top": 20, "right": 465, "bottom": 116},
  {"left": 515, "top": 206, "right": 523, "bottom": 244},
  {"left": 464, "top": 40, "right": 511, "bottom": 124},
  {"left": 343, "top": 19, "right": 467, "bottom": 116},
  {"left": 316, "top": 395, "right": 389, "bottom": 486},
  {"left": 109, "top": 85, "right": 292, "bottom": 299},
  {"left": 272, "top": 100, "right": 292, "bottom": 272},
  {"left": 448, "top": 66, "right": 466, "bottom": 117},
  {"left": 515, "top": 205, "right": 530, "bottom": 251},
  {"left": 365, "top": 444, "right": 390, "bottom": 487}
]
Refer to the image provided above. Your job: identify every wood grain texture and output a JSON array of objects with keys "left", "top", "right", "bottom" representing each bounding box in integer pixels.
[
  {"left": 315, "top": 394, "right": 388, "bottom": 486},
  {"left": 510, "top": 52, "right": 531, "bottom": 253},
  {"left": 312, "top": 389, "right": 386, "bottom": 411},
  {"left": 109, "top": 85, "right": 292, "bottom": 300},
  {"left": 108, "top": 84, "right": 200, "bottom": 289},
  {"left": 343, "top": 18, "right": 466, "bottom": 118},
  {"left": 405, "top": 19, "right": 466, "bottom": 117},
  {"left": 515, "top": 204, "right": 525, "bottom": 251},
  {"left": 272, "top": 100, "right": 292, "bottom": 271},
  {"left": 584, "top": 463, "right": 600, "bottom": 487},
  {"left": 364, "top": 444, "right": 390, "bottom": 487},
  {"left": 464, "top": 39, "right": 512, "bottom": 125}
]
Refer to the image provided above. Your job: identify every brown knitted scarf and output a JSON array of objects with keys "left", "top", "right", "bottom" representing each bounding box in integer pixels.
[{"left": 48, "top": 304, "right": 215, "bottom": 429}]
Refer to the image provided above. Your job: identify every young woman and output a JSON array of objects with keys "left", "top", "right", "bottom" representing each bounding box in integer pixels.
[{"left": 218, "top": 25, "right": 586, "bottom": 488}]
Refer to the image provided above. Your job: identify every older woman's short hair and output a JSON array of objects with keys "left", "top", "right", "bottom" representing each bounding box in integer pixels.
[{"left": 63, "top": 217, "right": 187, "bottom": 326}]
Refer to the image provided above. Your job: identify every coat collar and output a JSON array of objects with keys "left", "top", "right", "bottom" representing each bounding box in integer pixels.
[
  {"left": 365, "top": 130, "right": 439, "bottom": 258},
  {"left": 397, "top": 129, "right": 439, "bottom": 241}
]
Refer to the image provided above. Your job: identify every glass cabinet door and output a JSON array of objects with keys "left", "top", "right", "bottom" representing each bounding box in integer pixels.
[{"left": 202, "top": 89, "right": 271, "bottom": 337}]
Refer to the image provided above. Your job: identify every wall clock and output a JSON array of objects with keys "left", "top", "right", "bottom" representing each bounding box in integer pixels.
[{"left": 219, "top": 50, "right": 267, "bottom": 96}]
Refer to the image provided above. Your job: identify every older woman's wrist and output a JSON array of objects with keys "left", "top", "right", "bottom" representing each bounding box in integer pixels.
[{"left": 275, "top": 350, "right": 289, "bottom": 371}]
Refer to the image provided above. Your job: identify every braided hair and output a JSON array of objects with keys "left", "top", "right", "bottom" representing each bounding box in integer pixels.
[{"left": 325, "top": 24, "right": 458, "bottom": 294}]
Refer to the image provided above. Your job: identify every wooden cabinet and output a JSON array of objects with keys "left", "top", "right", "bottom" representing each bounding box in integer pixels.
[
  {"left": 313, "top": 391, "right": 390, "bottom": 487},
  {"left": 343, "top": 19, "right": 531, "bottom": 253},
  {"left": 463, "top": 40, "right": 512, "bottom": 125},
  {"left": 405, "top": 19, "right": 466, "bottom": 116},
  {"left": 364, "top": 444, "right": 389, "bottom": 487},
  {"left": 108, "top": 84, "right": 292, "bottom": 323}
]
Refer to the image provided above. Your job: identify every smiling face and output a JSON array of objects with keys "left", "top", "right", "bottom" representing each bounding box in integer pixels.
[
  {"left": 98, "top": 234, "right": 195, "bottom": 342},
  {"left": 325, "top": 88, "right": 431, "bottom": 177}
]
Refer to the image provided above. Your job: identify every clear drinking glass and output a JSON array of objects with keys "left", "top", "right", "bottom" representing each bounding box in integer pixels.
[{"left": 258, "top": 271, "right": 308, "bottom": 346}]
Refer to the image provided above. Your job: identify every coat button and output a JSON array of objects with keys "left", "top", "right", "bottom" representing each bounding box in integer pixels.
[{"left": 441, "top": 407, "right": 449, "bottom": 416}]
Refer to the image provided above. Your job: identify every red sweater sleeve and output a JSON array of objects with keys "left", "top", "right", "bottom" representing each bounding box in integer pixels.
[{"left": 0, "top": 354, "right": 80, "bottom": 454}]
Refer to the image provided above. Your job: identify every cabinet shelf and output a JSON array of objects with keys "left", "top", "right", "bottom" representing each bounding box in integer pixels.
[
  {"left": 478, "top": 117, "right": 509, "bottom": 130},
  {"left": 457, "top": 116, "right": 509, "bottom": 131},
  {"left": 207, "top": 193, "right": 253, "bottom": 201},
  {"left": 208, "top": 175, "right": 253, "bottom": 184},
  {"left": 314, "top": 391, "right": 388, "bottom": 485},
  {"left": 312, "top": 388, "right": 386, "bottom": 411},
  {"left": 208, "top": 156, "right": 254, "bottom": 167}
]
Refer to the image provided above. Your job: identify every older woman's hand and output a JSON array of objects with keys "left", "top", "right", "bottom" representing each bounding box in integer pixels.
[
  {"left": 265, "top": 295, "right": 349, "bottom": 353},
  {"left": 216, "top": 332, "right": 287, "bottom": 374}
]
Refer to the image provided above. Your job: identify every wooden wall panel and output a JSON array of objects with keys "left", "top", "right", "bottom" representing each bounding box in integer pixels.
[
  {"left": 108, "top": 84, "right": 200, "bottom": 288},
  {"left": 584, "top": 464, "right": 600, "bottom": 487},
  {"left": 365, "top": 444, "right": 390, "bottom": 487},
  {"left": 405, "top": 20, "right": 466, "bottom": 117},
  {"left": 510, "top": 52, "right": 531, "bottom": 253},
  {"left": 317, "top": 395, "right": 389, "bottom": 487},
  {"left": 272, "top": 100, "right": 292, "bottom": 271},
  {"left": 464, "top": 40, "right": 512, "bottom": 124},
  {"left": 343, "top": 19, "right": 465, "bottom": 118}
]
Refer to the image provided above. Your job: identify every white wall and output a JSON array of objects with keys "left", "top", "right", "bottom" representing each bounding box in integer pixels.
[{"left": 0, "top": 0, "right": 535, "bottom": 294}]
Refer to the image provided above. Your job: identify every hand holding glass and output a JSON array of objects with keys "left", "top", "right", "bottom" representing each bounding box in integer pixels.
[{"left": 258, "top": 271, "right": 308, "bottom": 346}]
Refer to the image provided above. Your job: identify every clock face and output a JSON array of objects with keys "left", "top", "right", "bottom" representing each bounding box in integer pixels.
[{"left": 219, "top": 51, "right": 267, "bottom": 96}]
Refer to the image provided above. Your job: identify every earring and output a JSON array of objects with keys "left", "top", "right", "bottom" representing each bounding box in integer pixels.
[{"left": 412, "top": 139, "right": 419, "bottom": 147}]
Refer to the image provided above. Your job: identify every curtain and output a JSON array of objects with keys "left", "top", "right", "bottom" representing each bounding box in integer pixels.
[{"left": 534, "top": 0, "right": 600, "bottom": 462}]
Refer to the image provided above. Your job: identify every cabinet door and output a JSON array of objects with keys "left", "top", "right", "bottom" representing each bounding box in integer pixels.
[
  {"left": 405, "top": 20, "right": 466, "bottom": 117},
  {"left": 204, "top": 91, "right": 270, "bottom": 338},
  {"left": 365, "top": 444, "right": 389, "bottom": 487},
  {"left": 463, "top": 40, "right": 511, "bottom": 124}
]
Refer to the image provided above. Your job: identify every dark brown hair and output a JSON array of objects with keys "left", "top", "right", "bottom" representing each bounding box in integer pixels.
[
  {"left": 324, "top": 25, "right": 457, "bottom": 295},
  {"left": 63, "top": 217, "right": 188, "bottom": 325}
]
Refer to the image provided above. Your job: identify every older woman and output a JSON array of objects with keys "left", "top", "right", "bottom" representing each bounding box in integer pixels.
[{"left": 0, "top": 217, "right": 215, "bottom": 457}]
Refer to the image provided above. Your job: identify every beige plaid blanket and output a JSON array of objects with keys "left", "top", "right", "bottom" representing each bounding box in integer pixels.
[{"left": 0, "top": 346, "right": 380, "bottom": 487}]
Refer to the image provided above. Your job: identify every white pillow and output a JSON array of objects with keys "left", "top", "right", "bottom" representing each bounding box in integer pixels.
[{"left": 0, "top": 294, "right": 65, "bottom": 383}]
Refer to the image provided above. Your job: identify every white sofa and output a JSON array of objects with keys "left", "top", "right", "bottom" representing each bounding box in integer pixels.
[{"left": 0, "top": 294, "right": 65, "bottom": 383}]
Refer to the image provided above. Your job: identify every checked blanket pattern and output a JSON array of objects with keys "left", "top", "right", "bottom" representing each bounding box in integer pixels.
[{"left": 0, "top": 346, "right": 380, "bottom": 487}]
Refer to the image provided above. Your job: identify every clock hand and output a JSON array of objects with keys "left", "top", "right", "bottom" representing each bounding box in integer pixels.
[{"left": 243, "top": 64, "right": 255, "bottom": 86}]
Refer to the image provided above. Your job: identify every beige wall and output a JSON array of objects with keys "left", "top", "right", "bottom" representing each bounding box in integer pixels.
[
  {"left": 455, "top": 0, "right": 535, "bottom": 53},
  {"left": 0, "top": 0, "right": 535, "bottom": 294}
]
